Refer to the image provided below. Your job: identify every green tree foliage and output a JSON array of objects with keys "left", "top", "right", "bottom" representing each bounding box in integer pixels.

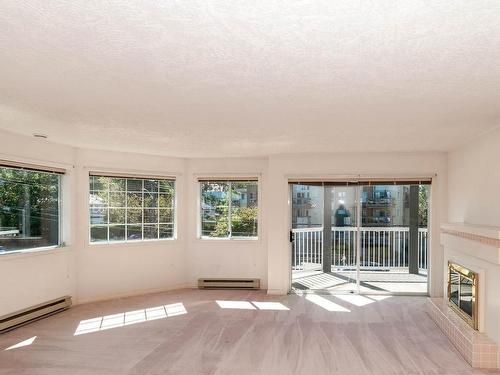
[
  {"left": 200, "top": 181, "right": 229, "bottom": 237},
  {"left": 210, "top": 207, "right": 258, "bottom": 237},
  {"left": 0, "top": 167, "right": 59, "bottom": 236},
  {"left": 230, "top": 207, "right": 258, "bottom": 236},
  {"left": 201, "top": 181, "right": 258, "bottom": 237},
  {"left": 210, "top": 207, "right": 229, "bottom": 237},
  {"left": 419, "top": 185, "right": 429, "bottom": 227}
]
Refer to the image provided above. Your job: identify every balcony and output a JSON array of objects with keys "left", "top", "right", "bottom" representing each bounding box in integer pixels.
[{"left": 291, "top": 226, "right": 428, "bottom": 293}]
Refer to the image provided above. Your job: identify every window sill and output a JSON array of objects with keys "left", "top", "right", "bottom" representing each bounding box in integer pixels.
[
  {"left": 0, "top": 245, "right": 68, "bottom": 260},
  {"left": 197, "top": 237, "right": 260, "bottom": 242},
  {"left": 87, "top": 238, "right": 178, "bottom": 248}
]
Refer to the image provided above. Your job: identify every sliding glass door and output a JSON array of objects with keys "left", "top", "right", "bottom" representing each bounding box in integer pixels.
[
  {"left": 291, "top": 183, "right": 359, "bottom": 293},
  {"left": 328, "top": 184, "right": 358, "bottom": 292},
  {"left": 290, "top": 181, "right": 430, "bottom": 294},
  {"left": 358, "top": 184, "right": 429, "bottom": 294}
]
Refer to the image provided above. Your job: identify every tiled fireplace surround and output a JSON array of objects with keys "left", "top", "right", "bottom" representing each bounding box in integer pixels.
[
  {"left": 426, "top": 223, "right": 500, "bottom": 369},
  {"left": 427, "top": 298, "right": 497, "bottom": 368}
]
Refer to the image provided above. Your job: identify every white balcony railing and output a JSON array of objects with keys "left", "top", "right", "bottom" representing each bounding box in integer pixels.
[{"left": 292, "top": 227, "right": 428, "bottom": 272}]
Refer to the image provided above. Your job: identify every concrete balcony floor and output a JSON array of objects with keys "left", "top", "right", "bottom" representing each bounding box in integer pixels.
[{"left": 292, "top": 267, "right": 428, "bottom": 294}]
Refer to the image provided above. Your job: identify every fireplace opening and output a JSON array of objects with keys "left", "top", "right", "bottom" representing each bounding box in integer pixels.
[{"left": 448, "top": 262, "right": 478, "bottom": 330}]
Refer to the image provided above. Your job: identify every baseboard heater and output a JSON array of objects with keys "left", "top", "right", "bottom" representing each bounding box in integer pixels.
[
  {"left": 0, "top": 296, "right": 72, "bottom": 334},
  {"left": 198, "top": 278, "right": 260, "bottom": 290}
]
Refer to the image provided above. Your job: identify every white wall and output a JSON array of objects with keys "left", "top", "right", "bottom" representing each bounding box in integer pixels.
[
  {"left": 447, "top": 126, "right": 500, "bottom": 350},
  {"left": 266, "top": 152, "right": 448, "bottom": 296},
  {"left": 0, "top": 128, "right": 450, "bottom": 317},
  {"left": 73, "top": 148, "right": 188, "bottom": 303},
  {"left": 0, "top": 130, "right": 188, "bottom": 313},
  {"left": 448, "top": 127, "right": 500, "bottom": 227},
  {"left": 0, "top": 131, "right": 77, "bottom": 315}
]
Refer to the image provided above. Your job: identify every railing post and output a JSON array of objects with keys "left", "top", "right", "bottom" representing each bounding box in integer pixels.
[
  {"left": 409, "top": 185, "right": 419, "bottom": 274},
  {"left": 323, "top": 186, "right": 332, "bottom": 273}
]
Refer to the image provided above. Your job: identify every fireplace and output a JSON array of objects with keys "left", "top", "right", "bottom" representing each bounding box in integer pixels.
[
  {"left": 448, "top": 261, "right": 478, "bottom": 330},
  {"left": 428, "top": 224, "right": 499, "bottom": 369}
]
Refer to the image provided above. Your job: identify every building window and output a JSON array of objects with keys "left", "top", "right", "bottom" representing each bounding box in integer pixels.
[
  {"left": 0, "top": 165, "right": 61, "bottom": 253},
  {"left": 89, "top": 175, "right": 175, "bottom": 243},
  {"left": 200, "top": 180, "right": 258, "bottom": 239}
]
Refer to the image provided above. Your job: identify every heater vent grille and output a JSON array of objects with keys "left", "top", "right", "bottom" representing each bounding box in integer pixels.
[
  {"left": 198, "top": 278, "right": 260, "bottom": 290},
  {"left": 0, "top": 296, "right": 72, "bottom": 333}
]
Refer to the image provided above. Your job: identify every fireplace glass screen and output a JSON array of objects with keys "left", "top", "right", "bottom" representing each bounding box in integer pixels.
[
  {"left": 449, "top": 270, "right": 459, "bottom": 306},
  {"left": 447, "top": 262, "right": 478, "bottom": 329}
]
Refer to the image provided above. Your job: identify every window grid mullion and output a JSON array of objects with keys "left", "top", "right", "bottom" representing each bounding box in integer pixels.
[{"left": 89, "top": 176, "right": 175, "bottom": 243}]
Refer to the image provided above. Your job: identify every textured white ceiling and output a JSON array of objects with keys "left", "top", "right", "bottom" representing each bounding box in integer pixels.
[{"left": 1, "top": 1, "right": 500, "bottom": 157}]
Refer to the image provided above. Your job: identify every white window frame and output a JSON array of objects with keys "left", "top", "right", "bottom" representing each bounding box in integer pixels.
[
  {"left": 198, "top": 178, "right": 259, "bottom": 240},
  {"left": 0, "top": 161, "right": 65, "bottom": 256},
  {"left": 88, "top": 173, "right": 177, "bottom": 245}
]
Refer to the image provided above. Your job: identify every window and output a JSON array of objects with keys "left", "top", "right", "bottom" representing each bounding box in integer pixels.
[
  {"left": 200, "top": 180, "right": 258, "bottom": 239},
  {"left": 0, "top": 165, "right": 61, "bottom": 253},
  {"left": 89, "top": 175, "right": 175, "bottom": 243}
]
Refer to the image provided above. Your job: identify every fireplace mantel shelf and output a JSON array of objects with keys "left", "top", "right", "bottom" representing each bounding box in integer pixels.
[
  {"left": 441, "top": 222, "right": 500, "bottom": 265},
  {"left": 441, "top": 222, "right": 500, "bottom": 240}
]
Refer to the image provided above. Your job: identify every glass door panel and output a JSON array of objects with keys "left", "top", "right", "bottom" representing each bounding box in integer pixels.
[
  {"left": 328, "top": 185, "right": 358, "bottom": 293},
  {"left": 358, "top": 184, "right": 428, "bottom": 294},
  {"left": 290, "top": 184, "right": 324, "bottom": 290}
]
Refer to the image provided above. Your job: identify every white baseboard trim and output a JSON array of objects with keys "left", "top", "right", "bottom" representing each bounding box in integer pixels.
[{"left": 74, "top": 283, "right": 192, "bottom": 306}]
